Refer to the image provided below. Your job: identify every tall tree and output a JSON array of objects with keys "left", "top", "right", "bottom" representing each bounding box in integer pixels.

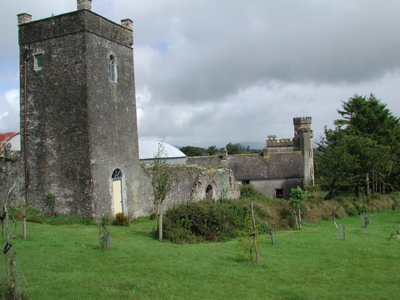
[
  {"left": 205, "top": 145, "right": 217, "bottom": 156},
  {"left": 317, "top": 94, "right": 400, "bottom": 196},
  {"left": 226, "top": 143, "right": 244, "bottom": 155}
]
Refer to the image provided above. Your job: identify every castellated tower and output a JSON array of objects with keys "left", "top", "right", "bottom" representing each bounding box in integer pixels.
[
  {"left": 293, "top": 117, "right": 314, "bottom": 186},
  {"left": 18, "top": 0, "right": 141, "bottom": 218}
]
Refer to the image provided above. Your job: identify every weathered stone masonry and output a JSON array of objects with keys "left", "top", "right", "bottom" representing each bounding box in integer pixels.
[
  {"left": 13, "top": 1, "right": 239, "bottom": 218},
  {"left": 18, "top": 2, "right": 140, "bottom": 218}
]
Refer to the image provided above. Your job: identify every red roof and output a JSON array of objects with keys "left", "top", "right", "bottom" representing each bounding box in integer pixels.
[{"left": 0, "top": 132, "right": 18, "bottom": 147}]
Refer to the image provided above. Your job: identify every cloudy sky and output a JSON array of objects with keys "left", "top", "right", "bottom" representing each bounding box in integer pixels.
[{"left": 1, "top": 0, "right": 400, "bottom": 148}]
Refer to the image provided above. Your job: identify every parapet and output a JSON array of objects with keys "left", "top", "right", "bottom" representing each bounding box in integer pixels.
[
  {"left": 266, "top": 137, "right": 295, "bottom": 148},
  {"left": 293, "top": 117, "right": 312, "bottom": 126}
]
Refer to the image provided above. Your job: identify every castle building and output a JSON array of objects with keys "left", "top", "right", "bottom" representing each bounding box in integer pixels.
[
  {"left": 18, "top": 0, "right": 141, "bottom": 217},
  {"left": 187, "top": 117, "right": 314, "bottom": 199}
]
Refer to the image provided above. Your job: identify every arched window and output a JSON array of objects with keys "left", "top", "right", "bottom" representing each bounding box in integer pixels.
[
  {"left": 108, "top": 55, "right": 116, "bottom": 82},
  {"left": 111, "top": 168, "right": 122, "bottom": 180}
]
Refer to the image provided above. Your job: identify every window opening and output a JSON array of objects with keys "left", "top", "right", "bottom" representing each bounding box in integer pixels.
[
  {"left": 242, "top": 180, "right": 250, "bottom": 185},
  {"left": 275, "top": 188, "right": 283, "bottom": 199},
  {"left": 108, "top": 55, "right": 116, "bottom": 82},
  {"left": 206, "top": 185, "right": 213, "bottom": 200},
  {"left": 111, "top": 168, "right": 122, "bottom": 180},
  {"left": 34, "top": 53, "right": 43, "bottom": 71}
]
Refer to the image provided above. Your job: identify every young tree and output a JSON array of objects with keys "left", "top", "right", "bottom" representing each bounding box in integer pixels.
[
  {"left": 289, "top": 187, "right": 307, "bottom": 230},
  {"left": 151, "top": 141, "right": 174, "bottom": 241}
]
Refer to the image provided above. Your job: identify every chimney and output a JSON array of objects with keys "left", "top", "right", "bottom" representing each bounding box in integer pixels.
[
  {"left": 121, "top": 19, "right": 133, "bottom": 30},
  {"left": 77, "top": 0, "right": 92, "bottom": 10},
  {"left": 17, "top": 13, "right": 32, "bottom": 25},
  {"left": 221, "top": 148, "right": 228, "bottom": 160}
]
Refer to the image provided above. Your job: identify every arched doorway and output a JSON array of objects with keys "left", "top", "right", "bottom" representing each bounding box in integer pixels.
[
  {"left": 206, "top": 185, "right": 213, "bottom": 200},
  {"left": 112, "top": 169, "right": 123, "bottom": 215}
]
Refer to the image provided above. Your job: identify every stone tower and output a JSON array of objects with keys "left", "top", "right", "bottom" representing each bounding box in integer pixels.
[
  {"left": 293, "top": 117, "right": 314, "bottom": 186},
  {"left": 18, "top": 0, "right": 141, "bottom": 218}
]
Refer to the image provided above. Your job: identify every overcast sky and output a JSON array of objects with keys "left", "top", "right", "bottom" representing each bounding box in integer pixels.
[{"left": 1, "top": 0, "right": 400, "bottom": 148}]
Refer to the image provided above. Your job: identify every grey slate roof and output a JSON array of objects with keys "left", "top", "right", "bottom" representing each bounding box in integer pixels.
[{"left": 186, "top": 152, "right": 303, "bottom": 180}]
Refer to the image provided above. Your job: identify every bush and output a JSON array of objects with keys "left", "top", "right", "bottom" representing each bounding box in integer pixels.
[
  {"left": 240, "top": 184, "right": 271, "bottom": 203},
  {"left": 149, "top": 212, "right": 157, "bottom": 220},
  {"left": 160, "top": 199, "right": 268, "bottom": 244},
  {"left": 113, "top": 212, "right": 129, "bottom": 226}
]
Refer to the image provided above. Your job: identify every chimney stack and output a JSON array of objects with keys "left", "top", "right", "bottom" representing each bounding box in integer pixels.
[
  {"left": 17, "top": 13, "right": 32, "bottom": 25},
  {"left": 121, "top": 19, "right": 133, "bottom": 30},
  {"left": 77, "top": 0, "right": 92, "bottom": 10}
]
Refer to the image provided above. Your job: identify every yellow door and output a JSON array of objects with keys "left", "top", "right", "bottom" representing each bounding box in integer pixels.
[{"left": 113, "top": 180, "right": 122, "bottom": 215}]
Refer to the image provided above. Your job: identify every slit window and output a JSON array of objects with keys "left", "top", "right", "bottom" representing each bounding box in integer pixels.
[
  {"left": 34, "top": 53, "right": 43, "bottom": 71},
  {"left": 108, "top": 55, "right": 116, "bottom": 82}
]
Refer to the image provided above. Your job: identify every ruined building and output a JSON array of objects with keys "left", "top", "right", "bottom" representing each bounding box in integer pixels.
[
  {"left": 187, "top": 117, "right": 314, "bottom": 199},
  {"left": 15, "top": 0, "right": 238, "bottom": 218}
]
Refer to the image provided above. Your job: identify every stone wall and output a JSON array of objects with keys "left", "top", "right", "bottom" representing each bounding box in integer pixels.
[
  {"left": 136, "top": 164, "right": 240, "bottom": 217},
  {"left": 248, "top": 178, "right": 303, "bottom": 199}
]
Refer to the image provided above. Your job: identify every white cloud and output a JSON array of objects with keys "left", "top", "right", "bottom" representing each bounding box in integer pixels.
[{"left": 2, "top": 0, "right": 400, "bottom": 147}]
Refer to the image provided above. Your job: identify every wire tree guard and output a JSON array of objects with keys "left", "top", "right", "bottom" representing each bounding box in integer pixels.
[{"left": 361, "top": 213, "right": 371, "bottom": 234}]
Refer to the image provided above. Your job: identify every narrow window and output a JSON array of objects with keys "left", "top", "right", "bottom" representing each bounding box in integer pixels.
[
  {"left": 275, "top": 188, "right": 283, "bottom": 199},
  {"left": 34, "top": 53, "right": 43, "bottom": 71},
  {"left": 108, "top": 55, "right": 116, "bottom": 82},
  {"left": 206, "top": 185, "right": 213, "bottom": 200}
]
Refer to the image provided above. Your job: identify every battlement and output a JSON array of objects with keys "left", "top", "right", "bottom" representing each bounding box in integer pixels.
[
  {"left": 266, "top": 136, "right": 295, "bottom": 147},
  {"left": 293, "top": 117, "right": 312, "bottom": 126}
]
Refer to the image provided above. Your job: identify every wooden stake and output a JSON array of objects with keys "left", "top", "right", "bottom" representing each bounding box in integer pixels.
[
  {"left": 343, "top": 224, "right": 346, "bottom": 241},
  {"left": 250, "top": 201, "right": 259, "bottom": 263},
  {"left": 158, "top": 213, "right": 163, "bottom": 241}
]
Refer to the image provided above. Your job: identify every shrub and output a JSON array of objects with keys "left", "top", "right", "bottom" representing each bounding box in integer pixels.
[
  {"left": 113, "top": 212, "right": 129, "bottom": 226},
  {"left": 160, "top": 199, "right": 268, "bottom": 244},
  {"left": 149, "top": 212, "right": 157, "bottom": 220}
]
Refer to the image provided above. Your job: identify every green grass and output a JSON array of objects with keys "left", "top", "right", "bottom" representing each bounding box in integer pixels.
[{"left": 4, "top": 210, "right": 400, "bottom": 299}]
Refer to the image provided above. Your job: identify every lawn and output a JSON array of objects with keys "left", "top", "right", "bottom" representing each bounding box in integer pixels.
[{"left": 5, "top": 210, "right": 400, "bottom": 299}]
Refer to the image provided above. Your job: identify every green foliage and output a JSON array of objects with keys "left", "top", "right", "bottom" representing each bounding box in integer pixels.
[
  {"left": 316, "top": 93, "right": 400, "bottom": 196},
  {"left": 235, "top": 215, "right": 262, "bottom": 263},
  {"left": 239, "top": 184, "right": 271, "bottom": 203},
  {"left": 113, "top": 212, "right": 129, "bottom": 226},
  {"left": 160, "top": 199, "right": 268, "bottom": 243},
  {"left": 180, "top": 146, "right": 204, "bottom": 157},
  {"left": 99, "top": 212, "right": 112, "bottom": 249},
  {"left": 205, "top": 145, "right": 217, "bottom": 156},
  {"left": 149, "top": 212, "right": 157, "bottom": 220},
  {"left": 289, "top": 186, "right": 308, "bottom": 208},
  {"left": 46, "top": 193, "right": 55, "bottom": 215},
  {"left": 151, "top": 141, "right": 175, "bottom": 208},
  {"left": 225, "top": 142, "right": 244, "bottom": 155},
  {"left": 8, "top": 205, "right": 96, "bottom": 225}
]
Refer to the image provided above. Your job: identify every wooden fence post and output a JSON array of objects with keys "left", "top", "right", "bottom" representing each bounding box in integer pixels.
[{"left": 250, "top": 202, "right": 259, "bottom": 263}]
